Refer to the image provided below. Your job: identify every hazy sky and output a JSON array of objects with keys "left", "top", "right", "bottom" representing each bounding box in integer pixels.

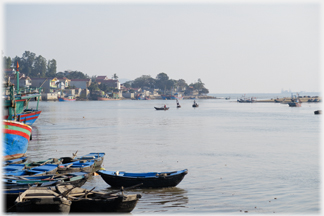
[{"left": 3, "top": 1, "right": 321, "bottom": 93}]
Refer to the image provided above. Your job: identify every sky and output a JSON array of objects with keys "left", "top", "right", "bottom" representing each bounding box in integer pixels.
[{"left": 2, "top": 0, "right": 322, "bottom": 94}]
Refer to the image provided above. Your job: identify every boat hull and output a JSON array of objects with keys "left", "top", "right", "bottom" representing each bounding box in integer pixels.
[
  {"left": 3, "top": 120, "right": 32, "bottom": 161},
  {"left": 288, "top": 102, "right": 301, "bottom": 107},
  {"left": 154, "top": 107, "right": 169, "bottom": 110},
  {"left": 98, "top": 169, "right": 188, "bottom": 188},
  {"left": 4, "top": 110, "right": 41, "bottom": 126},
  {"left": 58, "top": 97, "right": 76, "bottom": 102}
]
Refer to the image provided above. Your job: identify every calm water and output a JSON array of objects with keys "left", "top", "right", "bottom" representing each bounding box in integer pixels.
[{"left": 26, "top": 98, "right": 321, "bottom": 214}]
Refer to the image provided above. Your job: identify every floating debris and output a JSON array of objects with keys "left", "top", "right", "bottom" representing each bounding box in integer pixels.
[{"left": 244, "top": 211, "right": 248, "bottom": 213}]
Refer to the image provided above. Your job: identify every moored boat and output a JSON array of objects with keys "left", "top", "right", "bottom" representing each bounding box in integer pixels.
[
  {"left": 192, "top": 100, "right": 199, "bottom": 107},
  {"left": 314, "top": 110, "right": 321, "bottom": 115},
  {"left": 97, "top": 169, "right": 188, "bottom": 188},
  {"left": 15, "top": 187, "right": 71, "bottom": 213},
  {"left": 58, "top": 96, "right": 76, "bottom": 101},
  {"left": 4, "top": 164, "right": 59, "bottom": 176},
  {"left": 55, "top": 184, "right": 142, "bottom": 213},
  {"left": 4, "top": 157, "right": 28, "bottom": 165},
  {"left": 57, "top": 160, "right": 95, "bottom": 174},
  {"left": 3, "top": 120, "right": 32, "bottom": 161},
  {"left": 75, "top": 152, "right": 105, "bottom": 167}
]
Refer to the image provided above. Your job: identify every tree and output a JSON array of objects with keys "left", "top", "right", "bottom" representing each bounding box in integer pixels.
[
  {"left": 56, "top": 72, "right": 65, "bottom": 78},
  {"left": 46, "top": 59, "right": 57, "bottom": 77},
  {"left": 112, "top": 73, "right": 118, "bottom": 80},
  {"left": 33, "top": 55, "right": 47, "bottom": 77},
  {"left": 176, "top": 79, "right": 188, "bottom": 90},
  {"left": 3, "top": 56, "right": 12, "bottom": 69},
  {"left": 123, "top": 81, "right": 132, "bottom": 88},
  {"left": 21, "top": 51, "right": 36, "bottom": 76},
  {"left": 87, "top": 82, "right": 100, "bottom": 91},
  {"left": 155, "top": 72, "right": 169, "bottom": 91},
  {"left": 132, "top": 75, "right": 155, "bottom": 89},
  {"left": 200, "top": 87, "right": 209, "bottom": 95}
]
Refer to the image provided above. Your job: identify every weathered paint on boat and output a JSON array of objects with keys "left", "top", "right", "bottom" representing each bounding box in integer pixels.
[
  {"left": 3, "top": 120, "right": 32, "bottom": 161},
  {"left": 4, "top": 110, "right": 42, "bottom": 126}
]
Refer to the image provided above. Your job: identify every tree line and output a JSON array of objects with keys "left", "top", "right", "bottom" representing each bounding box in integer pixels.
[{"left": 3, "top": 51, "right": 209, "bottom": 94}]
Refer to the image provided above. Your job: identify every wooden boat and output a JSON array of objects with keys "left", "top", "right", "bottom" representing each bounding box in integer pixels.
[
  {"left": 3, "top": 120, "right": 32, "bottom": 161},
  {"left": 15, "top": 187, "right": 71, "bottom": 213},
  {"left": 314, "top": 110, "right": 321, "bottom": 115},
  {"left": 192, "top": 104, "right": 199, "bottom": 107},
  {"left": 55, "top": 184, "right": 141, "bottom": 213},
  {"left": 97, "top": 169, "right": 188, "bottom": 188},
  {"left": 24, "top": 158, "right": 63, "bottom": 169},
  {"left": 4, "top": 164, "right": 26, "bottom": 173},
  {"left": 75, "top": 152, "right": 105, "bottom": 167},
  {"left": 4, "top": 172, "right": 90, "bottom": 189},
  {"left": 57, "top": 160, "right": 95, "bottom": 174},
  {"left": 4, "top": 157, "right": 28, "bottom": 165},
  {"left": 97, "top": 97, "right": 120, "bottom": 101},
  {"left": 58, "top": 96, "right": 76, "bottom": 101},
  {"left": 154, "top": 107, "right": 169, "bottom": 110},
  {"left": 4, "top": 164, "right": 58, "bottom": 177}
]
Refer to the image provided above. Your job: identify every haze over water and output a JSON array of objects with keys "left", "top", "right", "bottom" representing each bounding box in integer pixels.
[{"left": 27, "top": 98, "right": 321, "bottom": 214}]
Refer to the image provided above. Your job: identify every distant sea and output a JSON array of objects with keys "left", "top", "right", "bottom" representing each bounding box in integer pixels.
[{"left": 210, "top": 92, "right": 321, "bottom": 99}]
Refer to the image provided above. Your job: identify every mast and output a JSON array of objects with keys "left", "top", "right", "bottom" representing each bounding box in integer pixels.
[{"left": 16, "top": 61, "right": 20, "bottom": 94}]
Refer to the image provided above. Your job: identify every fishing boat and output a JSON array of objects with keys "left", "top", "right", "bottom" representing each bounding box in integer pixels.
[
  {"left": 176, "top": 99, "right": 181, "bottom": 108},
  {"left": 58, "top": 96, "right": 76, "bottom": 101},
  {"left": 24, "top": 158, "right": 63, "bottom": 169},
  {"left": 55, "top": 184, "right": 142, "bottom": 213},
  {"left": 4, "top": 172, "right": 90, "bottom": 189},
  {"left": 3, "top": 62, "right": 42, "bottom": 125},
  {"left": 314, "top": 110, "right": 321, "bottom": 115},
  {"left": 288, "top": 93, "right": 302, "bottom": 107},
  {"left": 237, "top": 97, "right": 255, "bottom": 103},
  {"left": 154, "top": 107, "right": 169, "bottom": 110},
  {"left": 57, "top": 160, "right": 95, "bottom": 174},
  {"left": 5, "top": 172, "right": 89, "bottom": 212},
  {"left": 192, "top": 101, "right": 199, "bottom": 108},
  {"left": 15, "top": 187, "right": 72, "bottom": 213},
  {"left": 97, "top": 169, "right": 188, "bottom": 188},
  {"left": 3, "top": 120, "right": 32, "bottom": 161},
  {"left": 4, "top": 157, "right": 28, "bottom": 165},
  {"left": 4, "top": 164, "right": 58, "bottom": 176},
  {"left": 3, "top": 164, "right": 26, "bottom": 173},
  {"left": 75, "top": 152, "right": 105, "bottom": 167}
]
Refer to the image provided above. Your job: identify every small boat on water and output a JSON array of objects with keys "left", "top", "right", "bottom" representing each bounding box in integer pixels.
[
  {"left": 3, "top": 164, "right": 26, "bottom": 173},
  {"left": 154, "top": 106, "right": 169, "bottom": 110},
  {"left": 176, "top": 99, "right": 181, "bottom": 108},
  {"left": 314, "top": 110, "right": 321, "bottom": 115},
  {"left": 4, "top": 172, "right": 90, "bottom": 189},
  {"left": 58, "top": 96, "right": 76, "bottom": 102},
  {"left": 192, "top": 100, "right": 199, "bottom": 108},
  {"left": 24, "top": 158, "right": 63, "bottom": 169},
  {"left": 288, "top": 93, "right": 302, "bottom": 107},
  {"left": 4, "top": 164, "right": 59, "bottom": 176},
  {"left": 75, "top": 152, "right": 105, "bottom": 167},
  {"left": 55, "top": 184, "right": 142, "bottom": 213},
  {"left": 3, "top": 120, "right": 32, "bottom": 161},
  {"left": 4, "top": 157, "right": 28, "bottom": 165},
  {"left": 97, "top": 169, "right": 188, "bottom": 188},
  {"left": 15, "top": 187, "right": 72, "bottom": 213},
  {"left": 57, "top": 160, "right": 95, "bottom": 174}
]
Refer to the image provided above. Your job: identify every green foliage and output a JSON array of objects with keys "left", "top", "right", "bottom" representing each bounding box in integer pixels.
[
  {"left": 3, "top": 56, "right": 12, "bottom": 69},
  {"left": 88, "top": 82, "right": 100, "bottom": 92},
  {"left": 112, "top": 73, "right": 118, "bottom": 80},
  {"left": 132, "top": 75, "right": 155, "bottom": 89}
]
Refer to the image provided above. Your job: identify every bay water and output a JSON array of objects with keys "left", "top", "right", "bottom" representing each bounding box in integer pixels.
[{"left": 26, "top": 98, "right": 321, "bottom": 214}]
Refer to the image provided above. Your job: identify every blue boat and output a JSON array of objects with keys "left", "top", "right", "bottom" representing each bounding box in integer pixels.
[
  {"left": 57, "top": 160, "right": 95, "bottom": 174},
  {"left": 98, "top": 169, "right": 188, "bottom": 188},
  {"left": 75, "top": 152, "right": 105, "bottom": 167},
  {"left": 4, "top": 157, "right": 28, "bottom": 165},
  {"left": 4, "top": 164, "right": 58, "bottom": 176},
  {"left": 4, "top": 164, "right": 26, "bottom": 173}
]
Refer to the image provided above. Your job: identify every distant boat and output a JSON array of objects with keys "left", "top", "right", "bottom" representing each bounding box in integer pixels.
[
  {"left": 192, "top": 100, "right": 199, "bottom": 108},
  {"left": 3, "top": 120, "right": 32, "bottom": 161},
  {"left": 176, "top": 99, "right": 181, "bottom": 108},
  {"left": 154, "top": 107, "right": 169, "bottom": 110},
  {"left": 225, "top": 97, "right": 230, "bottom": 100},
  {"left": 58, "top": 96, "right": 76, "bottom": 102},
  {"left": 288, "top": 93, "right": 301, "bottom": 107},
  {"left": 237, "top": 97, "right": 255, "bottom": 103},
  {"left": 314, "top": 110, "right": 321, "bottom": 115}
]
